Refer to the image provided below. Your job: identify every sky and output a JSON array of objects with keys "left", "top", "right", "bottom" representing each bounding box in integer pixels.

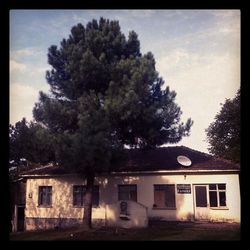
[{"left": 9, "top": 10, "right": 240, "bottom": 153}]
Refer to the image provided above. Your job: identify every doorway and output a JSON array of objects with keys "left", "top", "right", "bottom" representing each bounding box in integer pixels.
[
  {"left": 17, "top": 206, "right": 25, "bottom": 231},
  {"left": 194, "top": 185, "right": 210, "bottom": 220}
]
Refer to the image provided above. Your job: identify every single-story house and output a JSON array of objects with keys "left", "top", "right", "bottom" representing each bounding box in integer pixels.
[{"left": 14, "top": 146, "right": 240, "bottom": 231}]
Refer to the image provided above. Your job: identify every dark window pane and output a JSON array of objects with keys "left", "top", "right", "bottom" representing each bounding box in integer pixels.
[
  {"left": 165, "top": 185, "right": 176, "bottom": 207},
  {"left": 154, "top": 190, "right": 165, "bottom": 207},
  {"left": 73, "top": 185, "right": 84, "bottom": 206},
  {"left": 38, "top": 186, "right": 52, "bottom": 206},
  {"left": 119, "top": 191, "right": 129, "bottom": 200},
  {"left": 130, "top": 190, "right": 137, "bottom": 202},
  {"left": 39, "top": 192, "right": 42, "bottom": 205},
  {"left": 195, "top": 186, "right": 207, "bottom": 207},
  {"left": 92, "top": 186, "right": 99, "bottom": 206},
  {"left": 154, "top": 185, "right": 176, "bottom": 208},
  {"left": 82, "top": 186, "right": 87, "bottom": 199},
  {"left": 219, "top": 192, "right": 226, "bottom": 206},
  {"left": 75, "top": 193, "right": 82, "bottom": 206},
  {"left": 73, "top": 185, "right": 99, "bottom": 207},
  {"left": 218, "top": 184, "right": 226, "bottom": 190},
  {"left": 73, "top": 192, "right": 77, "bottom": 206},
  {"left": 47, "top": 187, "right": 52, "bottom": 205},
  {"left": 129, "top": 185, "right": 137, "bottom": 191},
  {"left": 118, "top": 185, "right": 127, "bottom": 200},
  {"left": 154, "top": 185, "right": 166, "bottom": 191},
  {"left": 118, "top": 185, "right": 137, "bottom": 201},
  {"left": 209, "top": 191, "right": 218, "bottom": 207},
  {"left": 46, "top": 193, "right": 51, "bottom": 205},
  {"left": 120, "top": 186, "right": 129, "bottom": 192},
  {"left": 209, "top": 184, "right": 216, "bottom": 190}
]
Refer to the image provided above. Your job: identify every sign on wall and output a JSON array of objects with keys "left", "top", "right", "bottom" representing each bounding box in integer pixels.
[{"left": 177, "top": 184, "right": 191, "bottom": 194}]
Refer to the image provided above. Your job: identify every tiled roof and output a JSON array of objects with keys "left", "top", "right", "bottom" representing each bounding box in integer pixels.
[
  {"left": 113, "top": 146, "right": 240, "bottom": 172},
  {"left": 20, "top": 146, "right": 240, "bottom": 176},
  {"left": 20, "top": 164, "right": 68, "bottom": 176}
]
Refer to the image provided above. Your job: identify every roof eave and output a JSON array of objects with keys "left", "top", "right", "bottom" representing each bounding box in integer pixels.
[
  {"left": 110, "top": 169, "right": 240, "bottom": 175},
  {"left": 20, "top": 169, "right": 240, "bottom": 178}
]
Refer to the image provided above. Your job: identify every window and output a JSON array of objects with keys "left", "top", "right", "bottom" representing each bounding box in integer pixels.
[
  {"left": 118, "top": 185, "right": 137, "bottom": 202},
  {"left": 209, "top": 184, "right": 226, "bottom": 207},
  {"left": 73, "top": 185, "right": 99, "bottom": 207},
  {"left": 38, "top": 186, "right": 52, "bottom": 206},
  {"left": 154, "top": 184, "right": 176, "bottom": 208},
  {"left": 73, "top": 186, "right": 85, "bottom": 206},
  {"left": 92, "top": 186, "right": 100, "bottom": 207}
]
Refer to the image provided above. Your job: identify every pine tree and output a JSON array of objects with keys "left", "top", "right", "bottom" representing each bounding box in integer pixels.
[{"left": 33, "top": 18, "right": 193, "bottom": 228}]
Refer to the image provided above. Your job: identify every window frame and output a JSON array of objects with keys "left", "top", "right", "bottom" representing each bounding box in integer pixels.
[
  {"left": 153, "top": 184, "right": 176, "bottom": 209},
  {"left": 118, "top": 184, "right": 137, "bottom": 202},
  {"left": 209, "top": 184, "right": 227, "bottom": 209},
  {"left": 38, "top": 186, "right": 52, "bottom": 207},
  {"left": 73, "top": 185, "right": 85, "bottom": 207},
  {"left": 72, "top": 185, "right": 99, "bottom": 207}
]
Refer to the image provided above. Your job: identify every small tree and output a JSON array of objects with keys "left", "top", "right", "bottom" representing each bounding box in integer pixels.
[
  {"left": 206, "top": 89, "right": 240, "bottom": 163},
  {"left": 9, "top": 118, "right": 55, "bottom": 165},
  {"left": 33, "top": 18, "right": 193, "bottom": 228}
]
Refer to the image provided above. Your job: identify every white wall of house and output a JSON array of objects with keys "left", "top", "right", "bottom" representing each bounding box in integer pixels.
[
  {"left": 25, "top": 172, "right": 240, "bottom": 230},
  {"left": 105, "top": 200, "right": 148, "bottom": 228}
]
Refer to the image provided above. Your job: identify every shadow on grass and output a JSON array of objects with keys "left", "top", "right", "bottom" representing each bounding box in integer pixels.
[{"left": 10, "top": 222, "right": 240, "bottom": 241}]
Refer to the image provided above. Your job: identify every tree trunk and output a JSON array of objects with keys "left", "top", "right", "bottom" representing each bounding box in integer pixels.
[{"left": 83, "top": 173, "right": 94, "bottom": 229}]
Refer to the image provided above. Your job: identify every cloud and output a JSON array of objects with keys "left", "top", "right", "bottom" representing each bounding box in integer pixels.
[
  {"left": 12, "top": 48, "right": 34, "bottom": 57},
  {"left": 10, "top": 60, "right": 27, "bottom": 73},
  {"left": 10, "top": 59, "right": 50, "bottom": 86},
  {"left": 10, "top": 83, "right": 38, "bottom": 124},
  {"left": 72, "top": 13, "right": 88, "bottom": 23},
  {"left": 10, "top": 83, "right": 38, "bottom": 100},
  {"left": 144, "top": 10, "right": 240, "bottom": 60},
  {"left": 124, "top": 10, "right": 157, "bottom": 18},
  {"left": 10, "top": 83, "right": 49, "bottom": 124},
  {"left": 10, "top": 48, "right": 44, "bottom": 60},
  {"left": 211, "top": 9, "right": 240, "bottom": 19},
  {"left": 157, "top": 50, "right": 240, "bottom": 153},
  {"left": 10, "top": 47, "right": 49, "bottom": 84},
  {"left": 156, "top": 49, "right": 199, "bottom": 73},
  {"left": 28, "top": 65, "right": 50, "bottom": 76},
  {"left": 157, "top": 49, "right": 240, "bottom": 115},
  {"left": 212, "top": 11, "right": 240, "bottom": 37}
]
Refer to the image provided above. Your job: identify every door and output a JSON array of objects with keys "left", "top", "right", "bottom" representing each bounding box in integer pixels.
[
  {"left": 194, "top": 185, "right": 210, "bottom": 220},
  {"left": 17, "top": 206, "right": 25, "bottom": 231}
]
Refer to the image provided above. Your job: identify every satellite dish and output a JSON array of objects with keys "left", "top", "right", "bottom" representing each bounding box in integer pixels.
[{"left": 177, "top": 155, "right": 192, "bottom": 167}]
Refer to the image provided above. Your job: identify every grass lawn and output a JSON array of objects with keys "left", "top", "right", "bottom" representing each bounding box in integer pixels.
[{"left": 9, "top": 221, "right": 240, "bottom": 241}]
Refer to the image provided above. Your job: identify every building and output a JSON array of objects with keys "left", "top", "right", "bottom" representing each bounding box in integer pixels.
[{"left": 14, "top": 146, "right": 240, "bottom": 231}]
